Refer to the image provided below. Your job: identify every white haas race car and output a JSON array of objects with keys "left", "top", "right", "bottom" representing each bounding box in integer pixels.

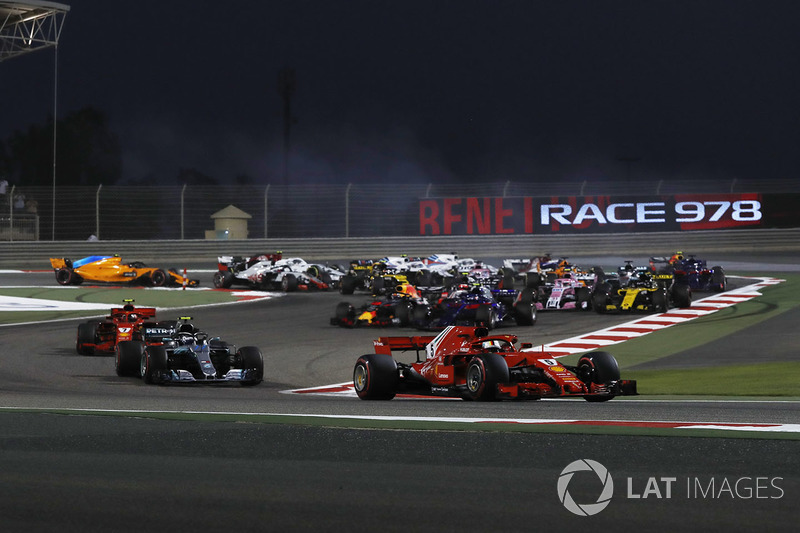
[{"left": 214, "top": 253, "right": 342, "bottom": 291}]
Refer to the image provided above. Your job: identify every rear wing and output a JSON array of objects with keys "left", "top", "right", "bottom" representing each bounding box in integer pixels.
[
  {"left": 109, "top": 307, "right": 157, "bottom": 319},
  {"left": 373, "top": 336, "right": 436, "bottom": 356}
]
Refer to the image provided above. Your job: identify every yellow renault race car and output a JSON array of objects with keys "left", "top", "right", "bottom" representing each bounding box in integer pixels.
[{"left": 49, "top": 255, "right": 199, "bottom": 287}]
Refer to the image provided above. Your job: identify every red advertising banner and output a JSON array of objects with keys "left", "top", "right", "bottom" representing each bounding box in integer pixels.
[{"left": 418, "top": 193, "right": 775, "bottom": 235}]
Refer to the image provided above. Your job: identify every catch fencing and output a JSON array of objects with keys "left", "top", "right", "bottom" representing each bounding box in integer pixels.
[{"left": 2, "top": 178, "right": 799, "bottom": 241}]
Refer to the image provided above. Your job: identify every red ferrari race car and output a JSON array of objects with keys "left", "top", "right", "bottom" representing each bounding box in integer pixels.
[
  {"left": 75, "top": 299, "right": 158, "bottom": 355},
  {"left": 353, "top": 326, "right": 637, "bottom": 401}
]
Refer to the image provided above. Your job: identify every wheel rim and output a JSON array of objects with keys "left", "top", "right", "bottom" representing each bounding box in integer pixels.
[
  {"left": 466, "top": 363, "right": 482, "bottom": 393},
  {"left": 354, "top": 364, "right": 368, "bottom": 392}
]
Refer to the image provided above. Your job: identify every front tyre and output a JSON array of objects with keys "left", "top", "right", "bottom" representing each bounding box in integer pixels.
[
  {"left": 116, "top": 341, "right": 144, "bottom": 377},
  {"left": 578, "top": 351, "right": 620, "bottom": 402},
  {"left": 465, "top": 353, "right": 509, "bottom": 401},
  {"left": 237, "top": 346, "right": 264, "bottom": 386},
  {"left": 76, "top": 322, "right": 99, "bottom": 355},
  {"left": 353, "top": 354, "right": 399, "bottom": 400},
  {"left": 141, "top": 345, "right": 168, "bottom": 384}
]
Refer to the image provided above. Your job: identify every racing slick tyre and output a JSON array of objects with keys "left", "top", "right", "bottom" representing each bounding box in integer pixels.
[
  {"left": 55, "top": 267, "right": 77, "bottom": 285},
  {"left": 513, "top": 291, "right": 537, "bottom": 326},
  {"left": 575, "top": 287, "right": 592, "bottom": 311},
  {"left": 500, "top": 268, "right": 516, "bottom": 289},
  {"left": 335, "top": 302, "right": 356, "bottom": 326},
  {"left": 353, "top": 353, "right": 399, "bottom": 400},
  {"left": 577, "top": 351, "right": 620, "bottom": 402},
  {"left": 394, "top": 301, "right": 413, "bottom": 326},
  {"left": 340, "top": 275, "right": 357, "bottom": 295},
  {"left": 150, "top": 269, "right": 168, "bottom": 287},
  {"left": 371, "top": 276, "right": 386, "bottom": 295},
  {"left": 213, "top": 270, "right": 234, "bottom": 289},
  {"left": 592, "top": 289, "right": 610, "bottom": 314},
  {"left": 670, "top": 283, "right": 692, "bottom": 308},
  {"left": 475, "top": 305, "right": 498, "bottom": 330},
  {"left": 415, "top": 269, "right": 433, "bottom": 287},
  {"left": 652, "top": 289, "right": 669, "bottom": 313},
  {"left": 115, "top": 341, "right": 144, "bottom": 377},
  {"left": 237, "top": 346, "right": 264, "bottom": 386},
  {"left": 465, "top": 353, "right": 509, "bottom": 401},
  {"left": 76, "top": 322, "right": 99, "bottom": 355},
  {"left": 141, "top": 345, "right": 168, "bottom": 384},
  {"left": 281, "top": 274, "right": 298, "bottom": 292},
  {"left": 413, "top": 303, "right": 430, "bottom": 327},
  {"left": 525, "top": 272, "right": 542, "bottom": 290},
  {"left": 711, "top": 267, "right": 726, "bottom": 292}
]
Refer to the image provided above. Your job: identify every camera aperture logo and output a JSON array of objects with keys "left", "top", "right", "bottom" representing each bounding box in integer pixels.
[{"left": 557, "top": 459, "right": 614, "bottom": 516}]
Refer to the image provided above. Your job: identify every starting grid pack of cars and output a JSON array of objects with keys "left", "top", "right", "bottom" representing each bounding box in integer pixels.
[{"left": 52, "top": 251, "right": 726, "bottom": 401}]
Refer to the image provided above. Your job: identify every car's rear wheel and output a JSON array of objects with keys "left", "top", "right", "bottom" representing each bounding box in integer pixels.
[
  {"left": 340, "top": 275, "right": 357, "bottom": 294},
  {"left": 116, "top": 341, "right": 144, "bottom": 377},
  {"left": 76, "top": 322, "right": 99, "bottom": 355},
  {"left": 671, "top": 283, "right": 692, "bottom": 308},
  {"left": 150, "top": 269, "right": 167, "bottom": 287},
  {"left": 237, "top": 346, "right": 263, "bottom": 386},
  {"left": 55, "top": 267, "right": 76, "bottom": 285},
  {"left": 652, "top": 289, "right": 669, "bottom": 313},
  {"left": 141, "top": 345, "right": 168, "bottom": 384},
  {"left": 281, "top": 274, "right": 298, "bottom": 292},
  {"left": 711, "top": 267, "right": 726, "bottom": 292},
  {"left": 514, "top": 295, "right": 537, "bottom": 326},
  {"left": 592, "top": 289, "right": 609, "bottom": 314},
  {"left": 213, "top": 270, "right": 234, "bottom": 289},
  {"left": 353, "top": 354, "right": 398, "bottom": 400},
  {"left": 394, "top": 300, "right": 412, "bottom": 326},
  {"left": 577, "top": 351, "right": 620, "bottom": 402},
  {"left": 475, "top": 305, "right": 497, "bottom": 329},
  {"left": 575, "top": 287, "right": 591, "bottom": 310},
  {"left": 465, "top": 353, "right": 509, "bottom": 401},
  {"left": 335, "top": 302, "right": 356, "bottom": 326}
]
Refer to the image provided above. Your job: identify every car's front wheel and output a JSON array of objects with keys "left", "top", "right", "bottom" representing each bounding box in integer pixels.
[
  {"left": 353, "top": 354, "right": 398, "bottom": 400},
  {"left": 465, "top": 353, "right": 509, "bottom": 401}
]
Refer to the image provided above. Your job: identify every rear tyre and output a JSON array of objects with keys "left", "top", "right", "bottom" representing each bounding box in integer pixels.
[
  {"left": 475, "top": 305, "right": 497, "bottom": 329},
  {"left": 340, "top": 275, "right": 357, "bottom": 295},
  {"left": 141, "top": 345, "right": 168, "bottom": 384},
  {"left": 56, "top": 268, "right": 75, "bottom": 285},
  {"left": 711, "top": 267, "right": 726, "bottom": 292},
  {"left": 76, "top": 322, "right": 99, "bottom": 355},
  {"left": 671, "top": 283, "right": 692, "bottom": 308},
  {"left": 237, "top": 346, "right": 264, "bottom": 386},
  {"left": 514, "top": 293, "right": 537, "bottom": 326},
  {"left": 281, "top": 274, "right": 298, "bottom": 292},
  {"left": 573, "top": 286, "right": 590, "bottom": 311},
  {"left": 353, "top": 354, "right": 399, "bottom": 400},
  {"left": 578, "top": 351, "right": 620, "bottom": 402},
  {"left": 213, "top": 270, "right": 234, "bottom": 289},
  {"left": 394, "top": 300, "right": 412, "bottom": 326},
  {"left": 592, "top": 289, "right": 609, "bottom": 314},
  {"left": 652, "top": 289, "right": 669, "bottom": 313},
  {"left": 465, "top": 353, "right": 509, "bottom": 401},
  {"left": 115, "top": 341, "right": 144, "bottom": 377},
  {"left": 150, "top": 269, "right": 167, "bottom": 287}
]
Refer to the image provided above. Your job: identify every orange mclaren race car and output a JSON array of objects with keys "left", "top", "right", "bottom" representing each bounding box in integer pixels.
[
  {"left": 353, "top": 325, "right": 637, "bottom": 401},
  {"left": 49, "top": 255, "right": 199, "bottom": 287}
]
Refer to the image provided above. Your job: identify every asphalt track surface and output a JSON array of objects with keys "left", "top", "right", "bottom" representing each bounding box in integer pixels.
[{"left": 1, "top": 258, "right": 799, "bottom": 532}]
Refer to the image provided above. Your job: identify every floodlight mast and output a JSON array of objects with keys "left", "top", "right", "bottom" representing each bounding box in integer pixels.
[{"left": 0, "top": 1, "right": 69, "bottom": 241}]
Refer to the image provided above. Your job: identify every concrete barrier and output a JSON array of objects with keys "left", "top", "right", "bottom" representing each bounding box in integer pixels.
[{"left": 2, "top": 228, "right": 799, "bottom": 269}]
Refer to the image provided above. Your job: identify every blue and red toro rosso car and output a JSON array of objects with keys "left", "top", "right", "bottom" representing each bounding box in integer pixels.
[
  {"left": 353, "top": 326, "right": 638, "bottom": 401},
  {"left": 411, "top": 284, "right": 536, "bottom": 330},
  {"left": 649, "top": 252, "right": 726, "bottom": 292}
]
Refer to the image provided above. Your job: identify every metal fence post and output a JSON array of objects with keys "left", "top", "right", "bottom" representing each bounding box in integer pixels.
[
  {"left": 95, "top": 184, "right": 102, "bottom": 239},
  {"left": 180, "top": 183, "right": 187, "bottom": 240},
  {"left": 345, "top": 183, "right": 352, "bottom": 238},
  {"left": 503, "top": 180, "right": 511, "bottom": 197},
  {"left": 264, "top": 183, "right": 270, "bottom": 238},
  {"left": 8, "top": 185, "right": 14, "bottom": 242}
]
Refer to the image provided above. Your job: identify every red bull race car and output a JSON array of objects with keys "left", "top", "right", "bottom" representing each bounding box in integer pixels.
[{"left": 353, "top": 326, "right": 637, "bottom": 401}]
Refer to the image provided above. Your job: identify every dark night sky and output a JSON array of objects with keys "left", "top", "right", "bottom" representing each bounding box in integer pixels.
[{"left": 1, "top": 0, "right": 799, "bottom": 185}]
